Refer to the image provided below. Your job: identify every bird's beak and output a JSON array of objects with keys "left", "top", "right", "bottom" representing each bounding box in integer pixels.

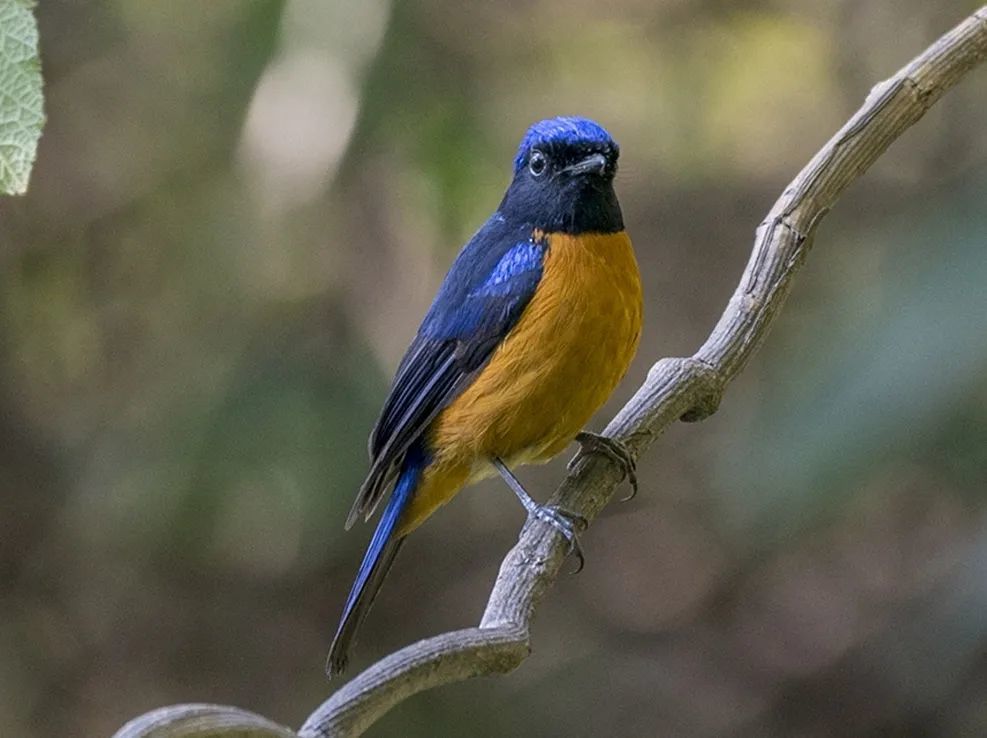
[{"left": 563, "top": 153, "right": 608, "bottom": 176}]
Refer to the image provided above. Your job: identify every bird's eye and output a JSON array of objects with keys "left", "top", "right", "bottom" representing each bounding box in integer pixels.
[{"left": 528, "top": 150, "right": 547, "bottom": 177}]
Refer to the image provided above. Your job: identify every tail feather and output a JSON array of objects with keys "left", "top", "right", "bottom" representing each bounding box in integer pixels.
[{"left": 326, "top": 443, "right": 426, "bottom": 677}]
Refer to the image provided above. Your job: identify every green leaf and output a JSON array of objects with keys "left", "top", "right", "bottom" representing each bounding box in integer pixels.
[{"left": 0, "top": 0, "right": 44, "bottom": 195}]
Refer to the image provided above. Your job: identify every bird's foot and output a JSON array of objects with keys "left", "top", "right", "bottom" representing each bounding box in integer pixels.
[
  {"left": 569, "top": 431, "right": 638, "bottom": 502},
  {"left": 491, "top": 456, "right": 587, "bottom": 573},
  {"left": 529, "top": 504, "right": 587, "bottom": 574}
]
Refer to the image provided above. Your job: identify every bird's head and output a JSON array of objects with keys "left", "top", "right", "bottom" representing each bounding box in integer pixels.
[{"left": 499, "top": 116, "right": 623, "bottom": 234}]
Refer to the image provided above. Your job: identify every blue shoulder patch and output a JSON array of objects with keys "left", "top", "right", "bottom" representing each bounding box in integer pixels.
[
  {"left": 421, "top": 234, "right": 546, "bottom": 344},
  {"left": 473, "top": 241, "right": 544, "bottom": 297}
]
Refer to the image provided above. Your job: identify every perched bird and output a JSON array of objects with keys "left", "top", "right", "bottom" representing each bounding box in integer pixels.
[{"left": 327, "top": 116, "right": 643, "bottom": 677}]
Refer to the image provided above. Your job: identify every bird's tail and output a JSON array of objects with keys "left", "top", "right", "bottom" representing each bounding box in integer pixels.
[{"left": 326, "top": 442, "right": 427, "bottom": 677}]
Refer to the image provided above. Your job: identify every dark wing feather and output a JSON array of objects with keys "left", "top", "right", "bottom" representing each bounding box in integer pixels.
[{"left": 345, "top": 218, "right": 545, "bottom": 529}]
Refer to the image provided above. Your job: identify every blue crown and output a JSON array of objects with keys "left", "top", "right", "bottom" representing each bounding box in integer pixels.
[{"left": 513, "top": 117, "right": 617, "bottom": 173}]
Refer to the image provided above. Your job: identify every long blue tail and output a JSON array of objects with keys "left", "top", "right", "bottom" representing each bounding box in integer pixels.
[{"left": 326, "top": 442, "right": 427, "bottom": 677}]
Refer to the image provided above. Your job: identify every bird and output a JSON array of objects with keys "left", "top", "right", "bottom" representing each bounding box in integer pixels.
[{"left": 327, "top": 116, "right": 643, "bottom": 677}]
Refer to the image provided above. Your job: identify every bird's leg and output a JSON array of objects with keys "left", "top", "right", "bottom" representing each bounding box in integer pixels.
[
  {"left": 491, "top": 457, "right": 587, "bottom": 573},
  {"left": 568, "top": 431, "right": 638, "bottom": 502}
]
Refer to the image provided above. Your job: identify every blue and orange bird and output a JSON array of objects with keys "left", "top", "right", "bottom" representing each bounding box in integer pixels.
[{"left": 327, "top": 116, "right": 643, "bottom": 676}]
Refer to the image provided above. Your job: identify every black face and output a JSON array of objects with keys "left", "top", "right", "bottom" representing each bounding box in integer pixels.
[{"left": 498, "top": 141, "right": 623, "bottom": 235}]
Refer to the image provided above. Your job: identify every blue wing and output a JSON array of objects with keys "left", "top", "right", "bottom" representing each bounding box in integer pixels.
[{"left": 345, "top": 218, "right": 546, "bottom": 528}]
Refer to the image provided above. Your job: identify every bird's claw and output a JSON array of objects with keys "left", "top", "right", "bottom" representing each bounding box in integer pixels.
[
  {"left": 530, "top": 504, "right": 587, "bottom": 574},
  {"left": 570, "top": 431, "right": 638, "bottom": 501}
]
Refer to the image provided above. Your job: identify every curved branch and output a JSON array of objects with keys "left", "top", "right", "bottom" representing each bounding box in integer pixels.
[
  {"left": 299, "top": 625, "right": 528, "bottom": 737},
  {"left": 113, "top": 704, "right": 298, "bottom": 738},
  {"left": 114, "top": 8, "right": 987, "bottom": 738}
]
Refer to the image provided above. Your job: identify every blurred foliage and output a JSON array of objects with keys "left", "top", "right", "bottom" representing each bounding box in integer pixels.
[
  {"left": 0, "top": 0, "right": 44, "bottom": 194},
  {"left": 1, "top": 1, "right": 986, "bottom": 736}
]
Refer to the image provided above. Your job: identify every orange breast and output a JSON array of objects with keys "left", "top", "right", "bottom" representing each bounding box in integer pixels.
[{"left": 434, "top": 230, "right": 642, "bottom": 466}]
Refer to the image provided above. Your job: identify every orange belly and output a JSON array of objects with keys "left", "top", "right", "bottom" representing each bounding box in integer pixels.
[{"left": 396, "top": 230, "right": 642, "bottom": 535}]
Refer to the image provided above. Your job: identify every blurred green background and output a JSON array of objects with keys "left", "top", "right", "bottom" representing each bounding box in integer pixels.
[{"left": 2, "top": 1, "right": 987, "bottom": 736}]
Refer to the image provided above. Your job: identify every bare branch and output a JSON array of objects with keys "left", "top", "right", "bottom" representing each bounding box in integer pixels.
[
  {"left": 113, "top": 8, "right": 987, "bottom": 738},
  {"left": 113, "top": 704, "right": 298, "bottom": 737},
  {"left": 299, "top": 625, "right": 528, "bottom": 737}
]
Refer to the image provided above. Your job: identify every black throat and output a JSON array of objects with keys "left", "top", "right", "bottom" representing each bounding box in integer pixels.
[{"left": 497, "top": 177, "right": 624, "bottom": 235}]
